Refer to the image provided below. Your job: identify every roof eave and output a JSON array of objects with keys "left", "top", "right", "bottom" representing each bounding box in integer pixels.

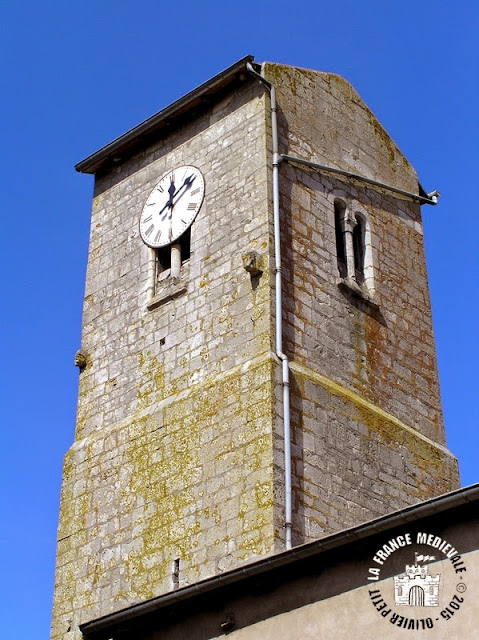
[
  {"left": 75, "top": 55, "right": 257, "bottom": 175},
  {"left": 80, "top": 483, "right": 479, "bottom": 638}
]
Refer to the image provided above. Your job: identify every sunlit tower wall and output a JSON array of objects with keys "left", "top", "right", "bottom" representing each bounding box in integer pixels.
[{"left": 50, "top": 58, "right": 458, "bottom": 640}]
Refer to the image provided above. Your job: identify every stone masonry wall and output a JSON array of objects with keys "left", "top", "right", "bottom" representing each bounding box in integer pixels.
[
  {"left": 75, "top": 81, "right": 272, "bottom": 441},
  {"left": 288, "top": 363, "right": 459, "bottom": 543},
  {"left": 263, "top": 63, "right": 459, "bottom": 543},
  {"left": 52, "top": 62, "right": 460, "bottom": 639},
  {"left": 51, "top": 80, "right": 282, "bottom": 640}
]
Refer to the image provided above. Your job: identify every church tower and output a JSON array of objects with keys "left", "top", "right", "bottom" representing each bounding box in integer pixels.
[{"left": 50, "top": 57, "right": 458, "bottom": 639}]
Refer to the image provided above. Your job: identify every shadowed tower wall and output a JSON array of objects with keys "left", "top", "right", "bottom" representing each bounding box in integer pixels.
[{"left": 261, "top": 63, "right": 458, "bottom": 542}]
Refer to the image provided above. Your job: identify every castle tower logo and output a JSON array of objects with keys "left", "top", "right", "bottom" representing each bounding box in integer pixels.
[
  {"left": 394, "top": 554, "right": 440, "bottom": 607},
  {"left": 366, "top": 531, "right": 468, "bottom": 631}
]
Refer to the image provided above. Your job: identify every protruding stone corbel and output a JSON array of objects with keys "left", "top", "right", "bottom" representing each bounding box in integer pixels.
[
  {"left": 74, "top": 349, "right": 88, "bottom": 370},
  {"left": 242, "top": 250, "right": 264, "bottom": 277}
]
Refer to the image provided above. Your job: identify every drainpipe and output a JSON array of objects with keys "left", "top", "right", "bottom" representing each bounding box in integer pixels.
[
  {"left": 247, "top": 63, "right": 292, "bottom": 551},
  {"left": 281, "top": 154, "right": 439, "bottom": 206}
]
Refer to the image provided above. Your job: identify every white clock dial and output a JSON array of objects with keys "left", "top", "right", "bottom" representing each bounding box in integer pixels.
[{"left": 139, "top": 165, "right": 205, "bottom": 248}]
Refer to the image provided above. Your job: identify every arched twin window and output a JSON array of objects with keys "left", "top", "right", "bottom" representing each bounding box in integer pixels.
[{"left": 334, "top": 198, "right": 374, "bottom": 295}]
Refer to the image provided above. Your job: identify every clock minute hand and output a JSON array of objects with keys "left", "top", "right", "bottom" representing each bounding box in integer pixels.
[{"left": 171, "top": 174, "right": 195, "bottom": 206}]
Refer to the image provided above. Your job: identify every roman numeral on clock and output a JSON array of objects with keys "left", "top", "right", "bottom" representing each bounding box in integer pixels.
[
  {"left": 154, "top": 230, "right": 162, "bottom": 243},
  {"left": 145, "top": 224, "right": 155, "bottom": 236},
  {"left": 143, "top": 215, "right": 153, "bottom": 222},
  {"left": 191, "top": 187, "right": 200, "bottom": 196},
  {"left": 187, "top": 202, "right": 197, "bottom": 210}
]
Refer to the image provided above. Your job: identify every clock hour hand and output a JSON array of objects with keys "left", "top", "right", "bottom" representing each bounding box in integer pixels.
[
  {"left": 158, "top": 199, "right": 172, "bottom": 219},
  {"left": 166, "top": 177, "right": 176, "bottom": 208},
  {"left": 158, "top": 179, "right": 177, "bottom": 220},
  {"left": 168, "top": 176, "right": 176, "bottom": 200}
]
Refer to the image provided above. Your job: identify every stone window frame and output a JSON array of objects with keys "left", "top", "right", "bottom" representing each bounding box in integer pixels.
[
  {"left": 332, "top": 195, "right": 377, "bottom": 307},
  {"left": 146, "top": 235, "right": 190, "bottom": 311},
  {"left": 156, "top": 229, "right": 191, "bottom": 283}
]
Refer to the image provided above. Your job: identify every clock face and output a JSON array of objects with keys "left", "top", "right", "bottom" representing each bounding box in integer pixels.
[{"left": 139, "top": 165, "right": 205, "bottom": 248}]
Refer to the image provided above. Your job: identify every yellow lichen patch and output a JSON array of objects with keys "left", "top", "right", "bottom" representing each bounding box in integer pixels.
[
  {"left": 291, "top": 360, "right": 457, "bottom": 502},
  {"left": 238, "top": 527, "right": 271, "bottom": 559},
  {"left": 136, "top": 351, "right": 165, "bottom": 410},
  {"left": 119, "top": 355, "right": 277, "bottom": 597},
  {"left": 355, "top": 401, "right": 457, "bottom": 496},
  {"left": 55, "top": 353, "right": 279, "bottom": 621},
  {"left": 254, "top": 480, "right": 273, "bottom": 509}
]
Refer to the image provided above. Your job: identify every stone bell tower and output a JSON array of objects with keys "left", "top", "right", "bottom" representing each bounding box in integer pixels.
[{"left": 50, "top": 57, "right": 458, "bottom": 639}]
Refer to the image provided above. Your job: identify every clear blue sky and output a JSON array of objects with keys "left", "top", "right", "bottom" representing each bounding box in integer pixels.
[{"left": 1, "top": 1, "right": 477, "bottom": 637}]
